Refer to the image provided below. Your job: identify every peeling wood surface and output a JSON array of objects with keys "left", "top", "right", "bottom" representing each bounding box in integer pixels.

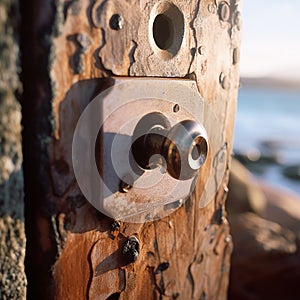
[{"left": 23, "top": 0, "right": 241, "bottom": 299}]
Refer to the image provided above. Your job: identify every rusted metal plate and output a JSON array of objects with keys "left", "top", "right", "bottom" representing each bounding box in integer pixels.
[{"left": 73, "top": 78, "right": 226, "bottom": 222}]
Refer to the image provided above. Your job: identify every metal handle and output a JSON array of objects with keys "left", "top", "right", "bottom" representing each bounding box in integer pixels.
[{"left": 131, "top": 114, "right": 209, "bottom": 180}]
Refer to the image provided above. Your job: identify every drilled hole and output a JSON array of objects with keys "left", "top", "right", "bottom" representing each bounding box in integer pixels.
[
  {"left": 109, "top": 14, "right": 123, "bottom": 30},
  {"left": 153, "top": 14, "right": 174, "bottom": 50},
  {"left": 150, "top": 3, "right": 184, "bottom": 59}
]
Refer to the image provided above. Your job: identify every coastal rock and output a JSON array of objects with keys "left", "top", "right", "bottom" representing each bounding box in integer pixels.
[
  {"left": 228, "top": 159, "right": 300, "bottom": 299},
  {"left": 260, "top": 139, "right": 285, "bottom": 150},
  {"left": 234, "top": 148, "right": 281, "bottom": 167},
  {"left": 227, "top": 158, "right": 266, "bottom": 215},
  {"left": 228, "top": 159, "right": 300, "bottom": 233},
  {"left": 261, "top": 184, "right": 300, "bottom": 233},
  {"left": 282, "top": 164, "right": 300, "bottom": 181},
  {"left": 228, "top": 212, "right": 300, "bottom": 300}
]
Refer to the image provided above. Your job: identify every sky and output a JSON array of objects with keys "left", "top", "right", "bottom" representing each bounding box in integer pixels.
[{"left": 240, "top": 0, "right": 300, "bottom": 80}]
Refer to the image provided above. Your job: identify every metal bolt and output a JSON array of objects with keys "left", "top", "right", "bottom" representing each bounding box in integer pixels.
[
  {"left": 119, "top": 174, "right": 133, "bottom": 193},
  {"left": 219, "top": 2, "right": 230, "bottom": 22},
  {"left": 109, "top": 14, "right": 124, "bottom": 30},
  {"left": 232, "top": 47, "right": 240, "bottom": 65},
  {"left": 173, "top": 104, "right": 180, "bottom": 113},
  {"left": 122, "top": 236, "right": 140, "bottom": 264},
  {"left": 111, "top": 220, "right": 121, "bottom": 231},
  {"left": 219, "top": 72, "right": 230, "bottom": 90},
  {"left": 198, "top": 46, "right": 205, "bottom": 55}
]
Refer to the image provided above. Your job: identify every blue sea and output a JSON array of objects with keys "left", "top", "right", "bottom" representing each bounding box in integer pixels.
[{"left": 234, "top": 86, "right": 300, "bottom": 195}]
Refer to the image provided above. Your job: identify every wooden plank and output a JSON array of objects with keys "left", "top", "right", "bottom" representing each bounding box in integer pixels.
[{"left": 22, "top": 0, "right": 241, "bottom": 298}]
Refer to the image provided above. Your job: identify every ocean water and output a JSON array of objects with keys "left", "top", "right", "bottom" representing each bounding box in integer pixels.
[{"left": 233, "top": 87, "right": 300, "bottom": 195}]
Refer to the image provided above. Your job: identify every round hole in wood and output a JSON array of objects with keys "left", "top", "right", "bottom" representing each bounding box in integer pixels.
[
  {"left": 150, "top": 2, "right": 184, "bottom": 60},
  {"left": 153, "top": 14, "right": 174, "bottom": 50}
]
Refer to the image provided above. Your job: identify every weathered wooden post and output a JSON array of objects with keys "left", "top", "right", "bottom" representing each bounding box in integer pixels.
[
  {"left": 21, "top": 0, "right": 241, "bottom": 299},
  {"left": 0, "top": 0, "right": 26, "bottom": 298}
]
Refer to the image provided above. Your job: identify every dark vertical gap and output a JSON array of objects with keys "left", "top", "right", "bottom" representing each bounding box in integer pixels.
[{"left": 20, "top": 0, "right": 57, "bottom": 299}]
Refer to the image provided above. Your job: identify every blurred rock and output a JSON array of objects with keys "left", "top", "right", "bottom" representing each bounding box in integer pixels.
[
  {"left": 227, "top": 158, "right": 266, "bottom": 215},
  {"left": 230, "top": 212, "right": 297, "bottom": 258},
  {"left": 261, "top": 184, "right": 300, "bottom": 233},
  {"left": 260, "top": 139, "right": 282, "bottom": 149},
  {"left": 228, "top": 159, "right": 300, "bottom": 300},
  {"left": 228, "top": 213, "right": 300, "bottom": 300},
  {"left": 234, "top": 148, "right": 281, "bottom": 166},
  {"left": 282, "top": 164, "right": 300, "bottom": 181},
  {"left": 228, "top": 158, "right": 300, "bottom": 233},
  {"left": 261, "top": 139, "right": 300, "bottom": 150}
]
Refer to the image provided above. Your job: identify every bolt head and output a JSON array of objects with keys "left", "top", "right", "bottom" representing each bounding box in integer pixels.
[
  {"left": 109, "top": 14, "right": 124, "bottom": 30},
  {"left": 198, "top": 46, "right": 206, "bottom": 55},
  {"left": 219, "top": 72, "right": 230, "bottom": 90},
  {"left": 122, "top": 236, "right": 140, "bottom": 264},
  {"left": 219, "top": 2, "right": 230, "bottom": 22}
]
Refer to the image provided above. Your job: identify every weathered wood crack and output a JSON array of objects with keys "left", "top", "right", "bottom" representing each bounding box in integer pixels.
[{"left": 187, "top": 0, "right": 201, "bottom": 75}]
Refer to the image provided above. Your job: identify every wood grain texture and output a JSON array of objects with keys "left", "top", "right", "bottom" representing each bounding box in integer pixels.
[
  {"left": 23, "top": 0, "right": 241, "bottom": 299},
  {"left": 0, "top": 0, "right": 26, "bottom": 298}
]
